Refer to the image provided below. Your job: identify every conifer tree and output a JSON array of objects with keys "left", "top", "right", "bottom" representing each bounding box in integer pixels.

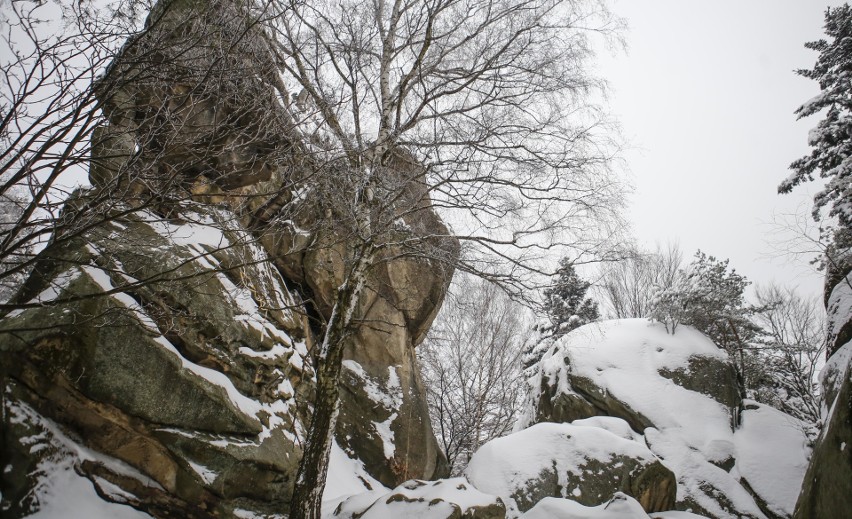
[
  {"left": 541, "top": 258, "right": 600, "bottom": 338},
  {"left": 523, "top": 258, "right": 599, "bottom": 369},
  {"left": 781, "top": 4, "right": 852, "bottom": 248}
]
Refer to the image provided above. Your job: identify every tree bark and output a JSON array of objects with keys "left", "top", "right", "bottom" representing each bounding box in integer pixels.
[{"left": 289, "top": 245, "right": 373, "bottom": 519}]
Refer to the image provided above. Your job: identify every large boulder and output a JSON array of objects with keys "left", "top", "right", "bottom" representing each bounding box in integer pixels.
[
  {"left": 329, "top": 478, "right": 505, "bottom": 519},
  {"left": 0, "top": 207, "right": 313, "bottom": 517},
  {"left": 793, "top": 255, "right": 852, "bottom": 518},
  {"left": 528, "top": 320, "right": 742, "bottom": 433},
  {"left": 520, "top": 493, "right": 694, "bottom": 519},
  {"left": 465, "top": 422, "right": 676, "bottom": 515},
  {"left": 523, "top": 319, "right": 810, "bottom": 519},
  {"left": 90, "top": 0, "right": 455, "bottom": 490}
]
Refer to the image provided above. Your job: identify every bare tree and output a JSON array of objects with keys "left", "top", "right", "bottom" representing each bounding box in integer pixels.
[
  {"left": 750, "top": 283, "right": 825, "bottom": 424},
  {"left": 0, "top": 0, "right": 131, "bottom": 304},
  {"left": 0, "top": 188, "right": 29, "bottom": 304},
  {"left": 268, "top": 1, "right": 627, "bottom": 515},
  {"left": 0, "top": 0, "right": 302, "bottom": 324},
  {"left": 598, "top": 242, "right": 683, "bottom": 318},
  {"left": 419, "top": 275, "right": 529, "bottom": 475}
]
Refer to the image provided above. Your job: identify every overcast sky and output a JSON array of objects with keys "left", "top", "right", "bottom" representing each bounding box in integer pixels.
[{"left": 595, "top": 0, "right": 846, "bottom": 299}]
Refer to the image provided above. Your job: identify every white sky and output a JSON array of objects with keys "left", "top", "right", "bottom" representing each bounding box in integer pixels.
[{"left": 595, "top": 0, "right": 846, "bottom": 299}]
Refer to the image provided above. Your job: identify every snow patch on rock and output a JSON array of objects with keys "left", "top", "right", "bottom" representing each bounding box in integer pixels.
[{"left": 520, "top": 493, "right": 651, "bottom": 519}]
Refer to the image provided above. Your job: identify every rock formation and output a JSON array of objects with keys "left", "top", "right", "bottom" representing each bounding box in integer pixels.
[
  {"left": 521, "top": 319, "right": 811, "bottom": 519},
  {"left": 1, "top": 210, "right": 315, "bottom": 517},
  {"left": 465, "top": 421, "right": 676, "bottom": 514},
  {"left": 0, "top": 0, "right": 455, "bottom": 515},
  {"left": 330, "top": 478, "right": 506, "bottom": 519},
  {"left": 793, "top": 250, "right": 852, "bottom": 518}
]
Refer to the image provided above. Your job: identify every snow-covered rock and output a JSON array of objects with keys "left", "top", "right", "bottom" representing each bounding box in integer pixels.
[
  {"left": 793, "top": 251, "right": 852, "bottom": 518},
  {"left": 1, "top": 400, "right": 153, "bottom": 519},
  {"left": 825, "top": 269, "right": 852, "bottom": 357},
  {"left": 0, "top": 207, "right": 313, "bottom": 517},
  {"left": 521, "top": 493, "right": 656, "bottom": 519},
  {"left": 522, "top": 319, "right": 811, "bottom": 519},
  {"left": 733, "top": 402, "right": 811, "bottom": 517},
  {"left": 327, "top": 478, "right": 505, "bottom": 519},
  {"left": 3, "top": 0, "right": 455, "bottom": 510},
  {"left": 324, "top": 441, "right": 389, "bottom": 507},
  {"left": 465, "top": 422, "right": 676, "bottom": 515}
]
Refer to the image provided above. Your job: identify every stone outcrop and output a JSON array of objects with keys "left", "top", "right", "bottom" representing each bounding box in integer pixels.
[
  {"left": 793, "top": 252, "right": 852, "bottom": 519},
  {"left": 523, "top": 319, "right": 810, "bottom": 519},
  {"left": 264, "top": 148, "right": 456, "bottom": 487},
  {"left": 465, "top": 422, "right": 677, "bottom": 515},
  {"left": 0, "top": 209, "right": 314, "bottom": 517},
  {"left": 1, "top": 0, "right": 455, "bottom": 515},
  {"left": 330, "top": 478, "right": 506, "bottom": 519}
]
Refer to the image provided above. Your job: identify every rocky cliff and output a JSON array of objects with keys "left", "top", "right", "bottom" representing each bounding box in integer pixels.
[
  {"left": 0, "top": 0, "right": 454, "bottom": 515},
  {"left": 793, "top": 250, "right": 852, "bottom": 518}
]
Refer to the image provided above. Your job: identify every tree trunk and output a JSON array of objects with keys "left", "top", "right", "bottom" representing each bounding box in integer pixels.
[
  {"left": 289, "top": 246, "right": 373, "bottom": 519},
  {"left": 288, "top": 344, "right": 345, "bottom": 519}
]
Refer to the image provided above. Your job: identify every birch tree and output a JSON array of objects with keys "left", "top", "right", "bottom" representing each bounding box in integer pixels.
[{"left": 270, "top": 1, "right": 625, "bottom": 516}]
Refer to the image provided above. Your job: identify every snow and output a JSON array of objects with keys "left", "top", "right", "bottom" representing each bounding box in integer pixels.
[
  {"left": 10, "top": 401, "right": 161, "bottom": 492},
  {"left": 23, "top": 464, "right": 150, "bottom": 519},
  {"left": 820, "top": 340, "right": 852, "bottom": 414},
  {"left": 341, "top": 361, "right": 402, "bottom": 459},
  {"left": 522, "top": 319, "right": 810, "bottom": 519},
  {"left": 10, "top": 401, "right": 154, "bottom": 518},
  {"left": 186, "top": 461, "right": 218, "bottom": 485},
  {"left": 329, "top": 478, "right": 502, "bottom": 519},
  {"left": 341, "top": 361, "right": 402, "bottom": 410},
  {"left": 323, "top": 441, "right": 387, "bottom": 503},
  {"left": 520, "top": 493, "right": 651, "bottom": 519},
  {"left": 238, "top": 343, "right": 294, "bottom": 360},
  {"left": 140, "top": 209, "right": 230, "bottom": 250},
  {"left": 374, "top": 414, "right": 397, "bottom": 460},
  {"left": 571, "top": 416, "right": 644, "bottom": 442},
  {"left": 233, "top": 509, "right": 285, "bottom": 519},
  {"left": 733, "top": 401, "right": 811, "bottom": 517},
  {"left": 536, "top": 319, "right": 733, "bottom": 455},
  {"left": 643, "top": 427, "right": 765, "bottom": 519},
  {"left": 465, "top": 421, "right": 658, "bottom": 514},
  {"left": 826, "top": 272, "right": 852, "bottom": 350},
  {"left": 6, "top": 269, "right": 80, "bottom": 318},
  {"left": 322, "top": 441, "right": 388, "bottom": 517},
  {"left": 650, "top": 512, "right": 711, "bottom": 519}
]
